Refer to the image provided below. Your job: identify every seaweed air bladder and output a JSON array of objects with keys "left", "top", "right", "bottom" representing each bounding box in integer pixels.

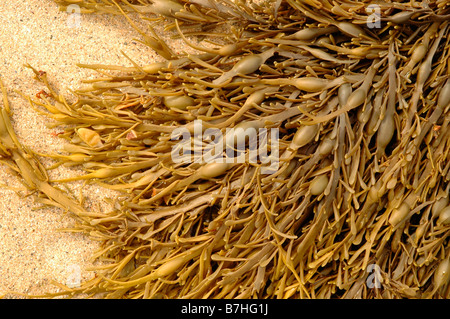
[{"left": 1, "top": 0, "right": 449, "bottom": 298}]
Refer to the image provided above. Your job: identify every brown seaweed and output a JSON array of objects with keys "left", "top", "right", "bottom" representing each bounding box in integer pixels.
[{"left": 0, "top": 0, "right": 449, "bottom": 299}]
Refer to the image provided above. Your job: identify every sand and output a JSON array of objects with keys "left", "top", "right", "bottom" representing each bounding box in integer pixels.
[{"left": 0, "top": 0, "right": 191, "bottom": 298}]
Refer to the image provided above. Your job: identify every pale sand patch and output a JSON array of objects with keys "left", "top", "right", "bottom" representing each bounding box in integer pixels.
[{"left": 0, "top": 0, "right": 193, "bottom": 298}]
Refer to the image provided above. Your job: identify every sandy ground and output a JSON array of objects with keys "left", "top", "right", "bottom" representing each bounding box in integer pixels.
[{"left": 0, "top": 0, "right": 191, "bottom": 298}]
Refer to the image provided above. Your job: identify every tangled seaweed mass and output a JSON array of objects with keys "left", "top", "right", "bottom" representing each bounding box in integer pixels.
[{"left": 0, "top": 0, "right": 449, "bottom": 298}]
